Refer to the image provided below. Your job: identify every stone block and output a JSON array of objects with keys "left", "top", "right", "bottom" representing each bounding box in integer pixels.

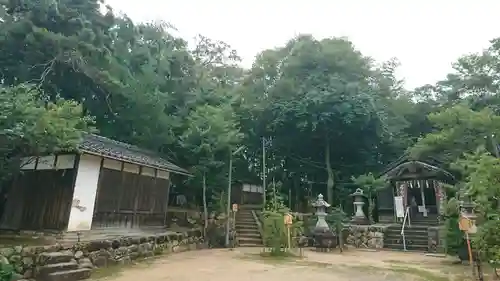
[
  {"left": 78, "top": 258, "right": 93, "bottom": 269},
  {"left": 87, "top": 240, "right": 111, "bottom": 252},
  {"left": 47, "top": 268, "right": 91, "bottom": 281},
  {"left": 37, "top": 252, "right": 73, "bottom": 266},
  {"left": 37, "top": 261, "right": 78, "bottom": 278}
]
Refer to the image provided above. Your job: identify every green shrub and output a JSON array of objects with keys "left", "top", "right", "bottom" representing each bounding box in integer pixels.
[
  {"left": 0, "top": 263, "right": 16, "bottom": 281},
  {"left": 262, "top": 209, "right": 303, "bottom": 256},
  {"left": 262, "top": 182, "right": 303, "bottom": 256}
]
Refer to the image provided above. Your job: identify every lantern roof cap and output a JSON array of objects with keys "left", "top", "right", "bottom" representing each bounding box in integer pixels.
[
  {"left": 350, "top": 188, "right": 367, "bottom": 198},
  {"left": 312, "top": 194, "right": 331, "bottom": 208}
]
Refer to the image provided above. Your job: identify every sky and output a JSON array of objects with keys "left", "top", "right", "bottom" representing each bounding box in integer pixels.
[{"left": 104, "top": 0, "right": 500, "bottom": 90}]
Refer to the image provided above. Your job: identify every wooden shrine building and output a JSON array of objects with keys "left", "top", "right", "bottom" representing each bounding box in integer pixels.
[
  {"left": 376, "top": 155, "right": 455, "bottom": 224},
  {"left": 0, "top": 134, "right": 191, "bottom": 234},
  {"left": 231, "top": 182, "right": 264, "bottom": 206}
]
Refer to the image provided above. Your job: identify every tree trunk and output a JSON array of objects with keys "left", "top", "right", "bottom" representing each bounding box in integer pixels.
[
  {"left": 368, "top": 195, "right": 375, "bottom": 223},
  {"left": 338, "top": 203, "right": 344, "bottom": 253},
  {"left": 325, "top": 136, "right": 334, "bottom": 204},
  {"left": 294, "top": 177, "right": 299, "bottom": 211},
  {"left": 202, "top": 172, "right": 208, "bottom": 238}
]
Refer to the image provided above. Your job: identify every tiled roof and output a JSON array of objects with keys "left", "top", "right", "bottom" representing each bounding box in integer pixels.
[
  {"left": 380, "top": 153, "right": 455, "bottom": 182},
  {"left": 79, "top": 134, "right": 191, "bottom": 176}
]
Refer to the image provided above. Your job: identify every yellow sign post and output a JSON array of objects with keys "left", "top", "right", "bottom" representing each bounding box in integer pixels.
[
  {"left": 459, "top": 215, "right": 475, "bottom": 275},
  {"left": 459, "top": 216, "right": 472, "bottom": 232},
  {"left": 284, "top": 213, "right": 293, "bottom": 249}
]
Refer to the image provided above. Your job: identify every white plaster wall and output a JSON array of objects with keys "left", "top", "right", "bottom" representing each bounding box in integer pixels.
[{"left": 67, "top": 154, "right": 102, "bottom": 232}]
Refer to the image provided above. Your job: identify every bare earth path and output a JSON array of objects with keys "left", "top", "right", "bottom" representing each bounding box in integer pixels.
[{"left": 94, "top": 248, "right": 473, "bottom": 281}]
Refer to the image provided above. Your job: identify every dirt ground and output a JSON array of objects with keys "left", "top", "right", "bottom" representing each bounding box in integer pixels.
[{"left": 92, "top": 248, "right": 481, "bottom": 281}]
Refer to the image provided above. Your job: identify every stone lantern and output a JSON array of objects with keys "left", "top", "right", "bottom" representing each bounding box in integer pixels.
[
  {"left": 459, "top": 194, "right": 477, "bottom": 235},
  {"left": 350, "top": 188, "right": 369, "bottom": 225},
  {"left": 311, "top": 194, "right": 337, "bottom": 251},
  {"left": 458, "top": 193, "right": 480, "bottom": 268},
  {"left": 312, "top": 194, "right": 330, "bottom": 229}
]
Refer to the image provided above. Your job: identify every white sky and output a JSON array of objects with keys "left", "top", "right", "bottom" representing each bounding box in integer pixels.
[{"left": 104, "top": 0, "right": 500, "bottom": 90}]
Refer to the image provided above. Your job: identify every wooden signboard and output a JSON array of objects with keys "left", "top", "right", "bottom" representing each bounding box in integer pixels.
[
  {"left": 232, "top": 204, "right": 238, "bottom": 212},
  {"left": 284, "top": 213, "right": 293, "bottom": 226},
  {"left": 458, "top": 216, "right": 472, "bottom": 232}
]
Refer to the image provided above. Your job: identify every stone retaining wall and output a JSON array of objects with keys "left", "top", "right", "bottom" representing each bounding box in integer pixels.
[
  {"left": 345, "top": 225, "right": 388, "bottom": 249},
  {"left": 0, "top": 229, "right": 204, "bottom": 280}
]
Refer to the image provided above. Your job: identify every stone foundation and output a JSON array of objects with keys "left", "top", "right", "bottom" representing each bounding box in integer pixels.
[
  {"left": 345, "top": 225, "right": 388, "bottom": 249},
  {"left": 0, "top": 229, "right": 204, "bottom": 280},
  {"left": 427, "top": 226, "right": 445, "bottom": 253}
]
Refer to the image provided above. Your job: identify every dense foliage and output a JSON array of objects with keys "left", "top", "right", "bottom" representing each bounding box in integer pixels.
[{"left": 0, "top": 84, "right": 93, "bottom": 183}]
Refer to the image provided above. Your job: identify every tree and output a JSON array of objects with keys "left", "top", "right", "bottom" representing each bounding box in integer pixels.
[
  {"left": 0, "top": 0, "right": 200, "bottom": 158},
  {"left": 241, "top": 35, "right": 405, "bottom": 204},
  {"left": 451, "top": 148, "right": 500, "bottom": 263},
  {"left": 409, "top": 105, "right": 500, "bottom": 163},
  {"left": 0, "top": 83, "right": 93, "bottom": 182},
  {"left": 180, "top": 103, "right": 243, "bottom": 236}
]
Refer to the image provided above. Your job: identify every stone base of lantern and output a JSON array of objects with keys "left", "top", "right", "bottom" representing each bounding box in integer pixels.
[
  {"left": 312, "top": 227, "right": 337, "bottom": 251},
  {"left": 350, "top": 216, "right": 370, "bottom": 225}
]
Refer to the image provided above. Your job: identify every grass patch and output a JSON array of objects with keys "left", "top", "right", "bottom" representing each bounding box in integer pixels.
[
  {"left": 390, "top": 266, "right": 451, "bottom": 281},
  {"left": 236, "top": 249, "right": 303, "bottom": 265},
  {"left": 291, "top": 259, "right": 455, "bottom": 281},
  {"left": 336, "top": 264, "right": 452, "bottom": 281}
]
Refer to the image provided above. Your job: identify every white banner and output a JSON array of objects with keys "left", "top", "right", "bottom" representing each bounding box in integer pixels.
[{"left": 394, "top": 196, "right": 405, "bottom": 218}]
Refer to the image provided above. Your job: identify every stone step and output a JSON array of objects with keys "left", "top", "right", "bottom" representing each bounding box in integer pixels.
[
  {"left": 37, "top": 262, "right": 79, "bottom": 278},
  {"left": 238, "top": 237, "right": 262, "bottom": 244},
  {"left": 236, "top": 218, "right": 255, "bottom": 222},
  {"left": 236, "top": 216, "right": 254, "bottom": 220},
  {"left": 239, "top": 205, "right": 263, "bottom": 210},
  {"left": 238, "top": 233, "right": 261, "bottom": 238},
  {"left": 388, "top": 225, "right": 429, "bottom": 230},
  {"left": 384, "top": 243, "right": 428, "bottom": 252},
  {"left": 385, "top": 227, "right": 428, "bottom": 235},
  {"left": 385, "top": 231, "right": 428, "bottom": 237},
  {"left": 410, "top": 223, "right": 438, "bottom": 226},
  {"left": 38, "top": 252, "right": 74, "bottom": 266},
  {"left": 409, "top": 221, "right": 438, "bottom": 225},
  {"left": 237, "top": 210, "right": 254, "bottom": 213},
  {"left": 236, "top": 210, "right": 254, "bottom": 213},
  {"left": 236, "top": 219, "right": 256, "bottom": 223},
  {"left": 236, "top": 224, "right": 258, "bottom": 229},
  {"left": 236, "top": 218, "right": 254, "bottom": 221},
  {"left": 238, "top": 243, "right": 262, "bottom": 247},
  {"left": 384, "top": 238, "right": 429, "bottom": 245},
  {"left": 385, "top": 235, "right": 428, "bottom": 242},
  {"left": 47, "top": 268, "right": 91, "bottom": 281},
  {"left": 237, "top": 229, "right": 260, "bottom": 234},
  {"left": 236, "top": 212, "right": 253, "bottom": 215}
]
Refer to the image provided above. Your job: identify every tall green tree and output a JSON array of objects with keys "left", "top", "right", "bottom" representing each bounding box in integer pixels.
[
  {"left": 241, "top": 35, "right": 406, "bottom": 204},
  {"left": 180, "top": 103, "right": 243, "bottom": 233},
  {"left": 410, "top": 105, "right": 500, "bottom": 163}
]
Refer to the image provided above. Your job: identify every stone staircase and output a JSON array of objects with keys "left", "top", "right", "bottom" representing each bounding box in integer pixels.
[
  {"left": 36, "top": 252, "right": 91, "bottom": 281},
  {"left": 235, "top": 205, "right": 263, "bottom": 247},
  {"left": 384, "top": 215, "right": 438, "bottom": 252}
]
